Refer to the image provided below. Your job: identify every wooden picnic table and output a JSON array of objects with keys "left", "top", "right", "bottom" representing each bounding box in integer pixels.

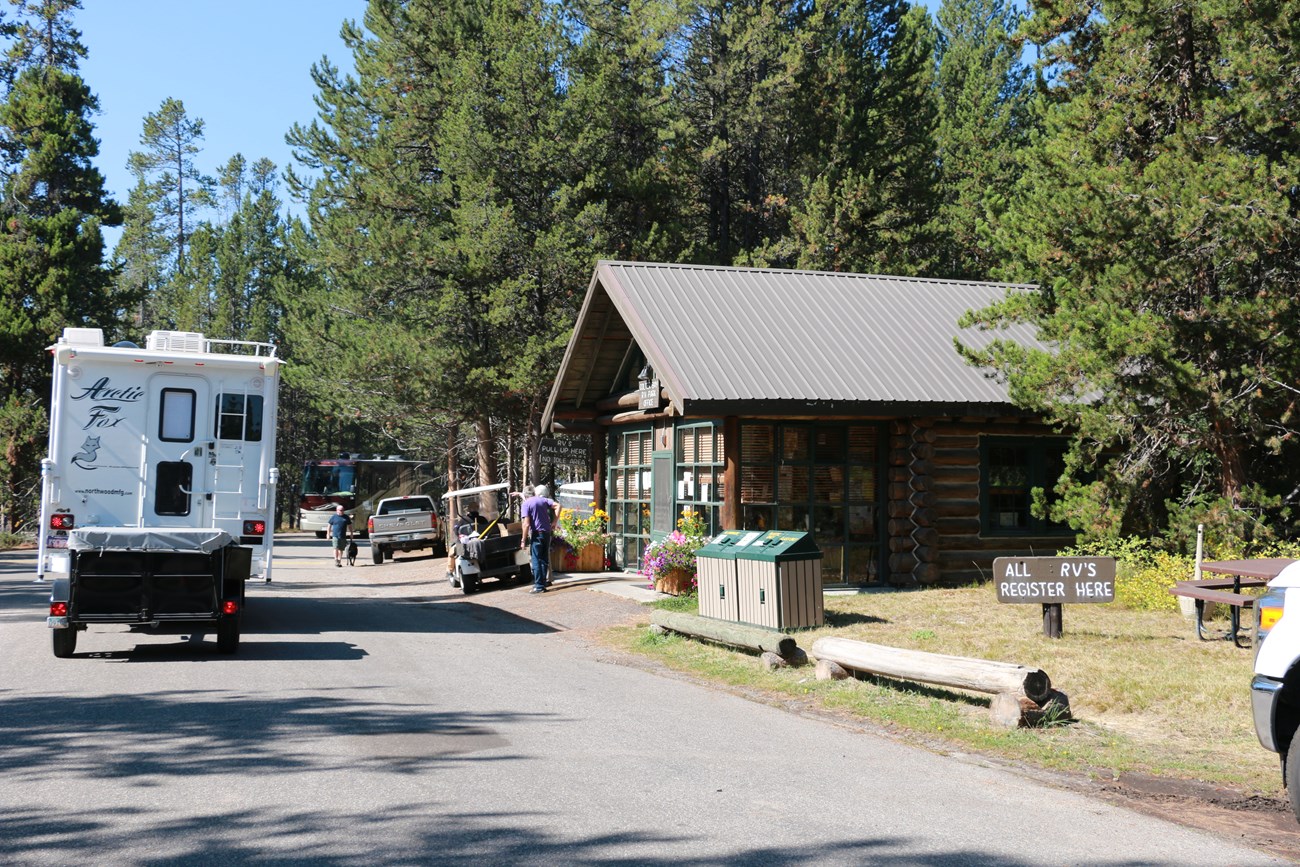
[{"left": 1170, "top": 558, "right": 1297, "bottom": 647}]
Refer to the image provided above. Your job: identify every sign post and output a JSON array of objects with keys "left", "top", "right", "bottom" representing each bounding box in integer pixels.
[{"left": 992, "top": 556, "right": 1116, "bottom": 639}]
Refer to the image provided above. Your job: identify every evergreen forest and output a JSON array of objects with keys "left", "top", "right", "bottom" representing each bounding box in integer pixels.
[{"left": 1, "top": 0, "right": 1297, "bottom": 555}]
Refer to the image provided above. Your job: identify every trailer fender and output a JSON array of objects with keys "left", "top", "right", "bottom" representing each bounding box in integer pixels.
[{"left": 48, "top": 577, "right": 71, "bottom": 629}]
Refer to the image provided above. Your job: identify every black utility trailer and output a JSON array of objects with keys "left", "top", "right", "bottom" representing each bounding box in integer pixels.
[{"left": 48, "top": 528, "right": 249, "bottom": 657}]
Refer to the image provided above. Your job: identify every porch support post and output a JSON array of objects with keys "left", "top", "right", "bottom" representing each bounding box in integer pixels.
[{"left": 722, "top": 416, "right": 740, "bottom": 530}]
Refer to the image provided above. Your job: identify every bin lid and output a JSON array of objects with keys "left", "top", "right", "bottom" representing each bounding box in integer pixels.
[
  {"left": 734, "top": 530, "right": 822, "bottom": 562},
  {"left": 695, "top": 529, "right": 766, "bottom": 561}
]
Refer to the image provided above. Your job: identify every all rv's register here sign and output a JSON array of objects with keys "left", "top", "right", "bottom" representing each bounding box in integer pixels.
[{"left": 992, "top": 556, "right": 1117, "bottom": 604}]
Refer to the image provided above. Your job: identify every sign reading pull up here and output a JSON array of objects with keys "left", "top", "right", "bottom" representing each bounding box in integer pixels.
[{"left": 993, "top": 556, "right": 1117, "bottom": 604}]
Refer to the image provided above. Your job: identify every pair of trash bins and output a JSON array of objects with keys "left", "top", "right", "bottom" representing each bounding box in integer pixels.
[{"left": 696, "top": 530, "right": 824, "bottom": 629}]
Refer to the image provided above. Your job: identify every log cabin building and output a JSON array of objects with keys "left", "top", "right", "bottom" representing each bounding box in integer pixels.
[{"left": 542, "top": 261, "right": 1074, "bottom": 587}]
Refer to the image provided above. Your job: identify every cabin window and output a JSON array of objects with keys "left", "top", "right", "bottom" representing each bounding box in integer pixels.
[
  {"left": 158, "top": 389, "right": 196, "bottom": 442},
  {"left": 740, "top": 422, "right": 885, "bottom": 584},
  {"left": 215, "top": 393, "right": 264, "bottom": 441},
  {"left": 609, "top": 428, "right": 653, "bottom": 570},
  {"left": 154, "top": 461, "right": 192, "bottom": 516},
  {"left": 980, "top": 437, "right": 1070, "bottom": 536},
  {"left": 675, "top": 423, "right": 724, "bottom": 536}
]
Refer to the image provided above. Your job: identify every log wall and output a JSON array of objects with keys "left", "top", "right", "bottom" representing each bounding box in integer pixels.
[{"left": 886, "top": 417, "right": 1072, "bottom": 586}]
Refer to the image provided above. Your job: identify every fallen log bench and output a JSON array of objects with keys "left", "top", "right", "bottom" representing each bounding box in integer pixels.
[
  {"left": 810, "top": 636, "right": 1069, "bottom": 728},
  {"left": 649, "top": 610, "right": 807, "bottom": 666}
]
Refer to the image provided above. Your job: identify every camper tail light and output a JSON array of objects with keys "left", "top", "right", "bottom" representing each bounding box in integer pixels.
[
  {"left": 49, "top": 601, "right": 68, "bottom": 617},
  {"left": 222, "top": 600, "right": 239, "bottom": 615},
  {"left": 50, "top": 513, "right": 74, "bottom": 530},
  {"left": 242, "top": 519, "right": 266, "bottom": 536}
]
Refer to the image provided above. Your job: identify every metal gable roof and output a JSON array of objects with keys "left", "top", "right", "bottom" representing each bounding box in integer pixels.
[{"left": 545, "top": 261, "right": 1043, "bottom": 425}]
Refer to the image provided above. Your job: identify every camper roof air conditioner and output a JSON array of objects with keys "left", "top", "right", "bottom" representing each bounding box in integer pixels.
[
  {"left": 146, "top": 330, "right": 206, "bottom": 353},
  {"left": 62, "top": 328, "right": 104, "bottom": 347}
]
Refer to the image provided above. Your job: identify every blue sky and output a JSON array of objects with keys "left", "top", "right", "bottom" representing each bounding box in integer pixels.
[{"left": 77, "top": 0, "right": 367, "bottom": 223}]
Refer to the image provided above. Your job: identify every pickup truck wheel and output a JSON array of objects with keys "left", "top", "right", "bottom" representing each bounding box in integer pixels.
[
  {"left": 1286, "top": 734, "right": 1300, "bottom": 824},
  {"left": 217, "top": 615, "right": 240, "bottom": 654},
  {"left": 52, "top": 628, "right": 77, "bottom": 658},
  {"left": 372, "top": 545, "right": 384, "bottom": 565}
]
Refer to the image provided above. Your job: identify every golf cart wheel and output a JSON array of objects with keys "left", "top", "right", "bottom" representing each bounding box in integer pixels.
[
  {"left": 315, "top": 530, "right": 326, "bottom": 539},
  {"left": 217, "top": 615, "right": 240, "bottom": 654},
  {"left": 458, "top": 567, "right": 477, "bottom": 594},
  {"left": 448, "top": 569, "right": 461, "bottom": 588},
  {"left": 372, "top": 545, "right": 384, "bottom": 565},
  {"left": 52, "top": 627, "right": 77, "bottom": 658}
]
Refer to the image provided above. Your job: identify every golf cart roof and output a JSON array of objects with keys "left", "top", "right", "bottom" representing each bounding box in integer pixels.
[{"left": 441, "top": 482, "right": 511, "bottom": 500}]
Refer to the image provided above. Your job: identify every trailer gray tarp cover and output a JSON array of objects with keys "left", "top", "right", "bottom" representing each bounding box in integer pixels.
[{"left": 68, "top": 527, "right": 234, "bottom": 553}]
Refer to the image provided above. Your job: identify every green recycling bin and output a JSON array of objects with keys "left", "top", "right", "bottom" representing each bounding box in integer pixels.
[
  {"left": 736, "top": 531, "right": 824, "bottom": 629},
  {"left": 694, "top": 530, "right": 766, "bottom": 621}
]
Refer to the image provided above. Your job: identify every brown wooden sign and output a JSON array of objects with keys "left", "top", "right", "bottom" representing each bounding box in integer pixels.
[{"left": 992, "top": 556, "right": 1117, "bottom": 604}]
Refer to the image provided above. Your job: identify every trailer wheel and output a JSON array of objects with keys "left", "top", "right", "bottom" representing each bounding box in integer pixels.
[
  {"left": 372, "top": 545, "right": 384, "bottom": 565},
  {"left": 315, "top": 530, "right": 326, "bottom": 539},
  {"left": 217, "top": 615, "right": 240, "bottom": 654},
  {"left": 52, "top": 628, "right": 77, "bottom": 658}
]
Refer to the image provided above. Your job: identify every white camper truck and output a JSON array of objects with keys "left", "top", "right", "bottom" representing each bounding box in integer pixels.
[{"left": 38, "top": 328, "right": 283, "bottom": 658}]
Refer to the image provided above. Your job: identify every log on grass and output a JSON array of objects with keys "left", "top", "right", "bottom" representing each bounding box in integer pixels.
[
  {"left": 811, "top": 637, "right": 1052, "bottom": 702},
  {"left": 651, "top": 610, "right": 798, "bottom": 659}
]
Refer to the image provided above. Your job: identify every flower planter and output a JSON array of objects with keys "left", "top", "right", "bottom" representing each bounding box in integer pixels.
[
  {"left": 574, "top": 543, "right": 605, "bottom": 572},
  {"left": 654, "top": 567, "right": 695, "bottom": 596}
]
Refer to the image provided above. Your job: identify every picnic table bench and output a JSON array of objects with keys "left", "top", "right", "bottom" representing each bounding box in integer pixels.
[{"left": 1169, "top": 558, "right": 1295, "bottom": 648}]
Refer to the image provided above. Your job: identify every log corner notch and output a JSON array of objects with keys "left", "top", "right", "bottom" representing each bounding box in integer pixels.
[
  {"left": 650, "top": 609, "right": 807, "bottom": 665},
  {"left": 810, "top": 636, "right": 1072, "bottom": 729}
]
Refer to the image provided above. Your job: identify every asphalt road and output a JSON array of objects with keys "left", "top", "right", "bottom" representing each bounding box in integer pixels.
[{"left": 0, "top": 536, "right": 1286, "bottom": 866}]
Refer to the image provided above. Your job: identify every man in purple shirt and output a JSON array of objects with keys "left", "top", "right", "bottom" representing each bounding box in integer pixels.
[{"left": 520, "top": 484, "right": 559, "bottom": 593}]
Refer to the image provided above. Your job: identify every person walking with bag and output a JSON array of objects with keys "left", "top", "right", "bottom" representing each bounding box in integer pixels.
[
  {"left": 520, "top": 484, "right": 559, "bottom": 593},
  {"left": 327, "top": 505, "right": 353, "bottom": 568}
]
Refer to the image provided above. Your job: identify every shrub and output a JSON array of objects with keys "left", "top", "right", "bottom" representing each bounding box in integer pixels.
[
  {"left": 1060, "top": 537, "right": 1191, "bottom": 612},
  {"left": 1117, "top": 552, "right": 1191, "bottom": 612}
]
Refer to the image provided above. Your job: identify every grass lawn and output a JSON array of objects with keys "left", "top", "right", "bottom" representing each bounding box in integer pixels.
[{"left": 607, "top": 586, "right": 1278, "bottom": 797}]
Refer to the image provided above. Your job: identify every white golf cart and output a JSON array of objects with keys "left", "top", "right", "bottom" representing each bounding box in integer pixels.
[{"left": 441, "top": 482, "right": 531, "bottom": 593}]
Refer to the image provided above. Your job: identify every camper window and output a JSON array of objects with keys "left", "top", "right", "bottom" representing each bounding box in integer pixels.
[
  {"left": 159, "top": 389, "right": 196, "bottom": 442},
  {"left": 154, "top": 461, "right": 192, "bottom": 515},
  {"left": 215, "top": 394, "right": 264, "bottom": 442}
]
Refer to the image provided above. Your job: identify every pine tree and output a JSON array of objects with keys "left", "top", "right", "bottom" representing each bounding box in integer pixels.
[
  {"left": 561, "top": 0, "right": 686, "bottom": 262},
  {"left": 931, "top": 0, "right": 1031, "bottom": 280},
  {"left": 787, "top": 2, "right": 942, "bottom": 275},
  {"left": 0, "top": 0, "right": 121, "bottom": 531},
  {"left": 963, "top": 0, "right": 1300, "bottom": 544},
  {"left": 118, "top": 97, "right": 213, "bottom": 330},
  {"left": 674, "top": 0, "right": 803, "bottom": 264}
]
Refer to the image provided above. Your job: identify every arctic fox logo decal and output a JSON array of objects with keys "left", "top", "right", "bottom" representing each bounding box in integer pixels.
[{"left": 70, "top": 436, "right": 101, "bottom": 470}]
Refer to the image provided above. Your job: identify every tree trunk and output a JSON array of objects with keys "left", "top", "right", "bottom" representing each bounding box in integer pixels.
[{"left": 475, "top": 416, "right": 499, "bottom": 515}]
